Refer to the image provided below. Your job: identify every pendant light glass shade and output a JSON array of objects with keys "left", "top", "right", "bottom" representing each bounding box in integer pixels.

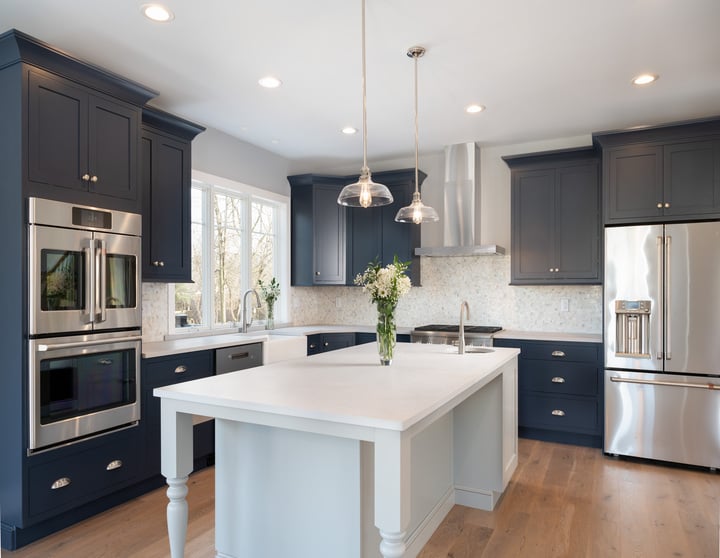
[
  {"left": 337, "top": 0, "right": 393, "bottom": 208},
  {"left": 395, "top": 46, "right": 439, "bottom": 224}
]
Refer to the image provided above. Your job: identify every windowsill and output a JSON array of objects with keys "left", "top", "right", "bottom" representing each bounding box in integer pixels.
[{"left": 164, "top": 322, "right": 288, "bottom": 341}]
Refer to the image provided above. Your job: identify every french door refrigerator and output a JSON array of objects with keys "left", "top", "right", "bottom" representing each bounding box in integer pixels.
[{"left": 604, "top": 222, "right": 720, "bottom": 468}]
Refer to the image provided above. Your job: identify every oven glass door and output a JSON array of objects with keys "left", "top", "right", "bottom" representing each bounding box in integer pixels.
[
  {"left": 30, "top": 335, "right": 141, "bottom": 450},
  {"left": 30, "top": 224, "right": 93, "bottom": 335},
  {"left": 96, "top": 232, "right": 141, "bottom": 330}
]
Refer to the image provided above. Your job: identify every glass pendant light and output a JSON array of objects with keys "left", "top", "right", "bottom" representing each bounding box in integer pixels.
[
  {"left": 337, "top": 0, "right": 393, "bottom": 208},
  {"left": 395, "top": 46, "right": 439, "bottom": 224}
]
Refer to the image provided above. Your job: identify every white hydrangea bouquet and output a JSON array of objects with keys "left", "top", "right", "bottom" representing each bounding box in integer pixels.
[{"left": 354, "top": 256, "right": 411, "bottom": 365}]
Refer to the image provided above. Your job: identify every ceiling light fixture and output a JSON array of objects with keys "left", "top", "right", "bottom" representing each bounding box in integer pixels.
[
  {"left": 466, "top": 104, "right": 485, "bottom": 114},
  {"left": 141, "top": 4, "right": 174, "bottom": 22},
  {"left": 337, "top": 0, "right": 393, "bottom": 209},
  {"left": 395, "top": 46, "right": 439, "bottom": 225},
  {"left": 342, "top": 127, "right": 358, "bottom": 135},
  {"left": 258, "top": 76, "right": 282, "bottom": 89},
  {"left": 632, "top": 73, "right": 658, "bottom": 86}
]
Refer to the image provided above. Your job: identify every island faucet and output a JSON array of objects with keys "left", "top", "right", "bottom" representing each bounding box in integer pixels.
[
  {"left": 241, "top": 289, "right": 261, "bottom": 333},
  {"left": 459, "top": 301, "right": 470, "bottom": 354}
]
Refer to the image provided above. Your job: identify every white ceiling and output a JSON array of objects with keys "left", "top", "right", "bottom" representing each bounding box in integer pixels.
[{"left": 2, "top": 0, "right": 720, "bottom": 172}]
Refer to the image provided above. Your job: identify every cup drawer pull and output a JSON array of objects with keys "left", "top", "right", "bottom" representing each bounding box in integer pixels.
[
  {"left": 551, "top": 351, "right": 566, "bottom": 358},
  {"left": 551, "top": 376, "right": 566, "bottom": 383},
  {"left": 106, "top": 460, "right": 123, "bottom": 471},
  {"left": 51, "top": 477, "right": 71, "bottom": 490},
  {"left": 551, "top": 409, "right": 566, "bottom": 417},
  {"left": 174, "top": 365, "right": 187, "bottom": 374}
]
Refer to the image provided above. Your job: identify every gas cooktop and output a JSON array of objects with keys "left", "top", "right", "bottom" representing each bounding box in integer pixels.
[{"left": 413, "top": 324, "right": 502, "bottom": 334}]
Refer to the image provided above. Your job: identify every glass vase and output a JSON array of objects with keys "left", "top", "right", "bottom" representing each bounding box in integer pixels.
[
  {"left": 265, "top": 302, "right": 275, "bottom": 330},
  {"left": 376, "top": 301, "right": 397, "bottom": 366}
]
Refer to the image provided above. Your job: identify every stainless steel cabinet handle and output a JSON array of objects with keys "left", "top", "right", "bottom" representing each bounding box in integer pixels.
[
  {"left": 98, "top": 358, "right": 113, "bottom": 365},
  {"left": 309, "top": 344, "right": 317, "bottom": 349},
  {"left": 664, "top": 202, "right": 670, "bottom": 208},
  {"left": 51, "top": 477, "right": 71, "bottom": 490},
  {"left": 174, "top": 365, "right": 187, "bottom": 374},
  {"left": 323, "top": 342, "right": 329, "bottom": 347},
  {"left": 106, "top": 460, "right": 123, "bottom": 471},
  {"left": 315, "top": 271, "right": 321, "bottom": 276},
  {"left": 90, "top": 175, "right": 98, "bottom": 183},
  {"left": 551, "top": 350, "right": 565, "bottom": 357},
  {"left": 657, "top": 202, "right": 663, "bottom": 209},
  {"left": 551, "top": 409, "right": 565, "bottom": 417},
  {"left": 153, "top": 260, "right": 165, "bottom": 267},
  {"left": 551, "top": 376, "right": 565, "bottom": 383},
  {"left": 82, "top": 173, "right": 90, "bottom": 181}
]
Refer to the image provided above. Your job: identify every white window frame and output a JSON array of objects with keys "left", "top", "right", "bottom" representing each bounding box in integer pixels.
[{"left": 168, "top": 169, "right": 290, "bottom": 335}]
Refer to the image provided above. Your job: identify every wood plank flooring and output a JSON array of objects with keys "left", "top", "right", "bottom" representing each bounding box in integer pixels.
[{"left": 6, "top": 438, "right": 719, "bottom": 558}]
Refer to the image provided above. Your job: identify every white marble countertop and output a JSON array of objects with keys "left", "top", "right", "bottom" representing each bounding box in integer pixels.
[
  {"left": 154, "top": 342, "right": 519, "bottom": 432},
  {"left": 270, "top": 324, "right": 413, "bottom": 336},
  {"left": 494, "top": 330, "right": 602, "bottom": 344}
]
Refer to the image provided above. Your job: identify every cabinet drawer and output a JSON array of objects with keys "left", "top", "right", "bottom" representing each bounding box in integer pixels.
[
  {"left": 520, "top": 342, "right": 598, "bottom": 363},
  {"left": 215, "top": 343, "right": 262, "bottom": 374},
  {"left": 520, "top": 361, "right": 598, "bottom": 396},
  {"left": 143, "top": 350, "right": 213, "bottom": 385},
  {"left": 518, "top": 393, "right": 599, "bottom": 433},
  {"left": 28, "top": 429, "right": 140, "bottom": 518}
]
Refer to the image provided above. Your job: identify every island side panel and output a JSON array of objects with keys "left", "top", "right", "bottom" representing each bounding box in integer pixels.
[
  {"left": 452, "top": 358, "right": 518, "bottom": 510},
  {"left": 214, "top": 419, "right": 362, "bottom": 558}
]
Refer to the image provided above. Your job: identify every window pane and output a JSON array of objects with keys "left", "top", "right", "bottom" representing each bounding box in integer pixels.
[
  {"left": 214, "top": 192, "right": 244, "bottom": 327},
  {"left": 252, "top": 201, "right": 276, "bottom": 321},
  {"left": 175, "top": 188, "right": 205, "bottom": 328}
]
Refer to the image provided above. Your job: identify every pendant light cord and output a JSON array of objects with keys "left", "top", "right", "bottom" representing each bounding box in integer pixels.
[
  {"left": 414, "top": 50, "right": 419, "bottom": 195},
  {"left": 360, "top": 0, "right": 369, "bottom": 175}
]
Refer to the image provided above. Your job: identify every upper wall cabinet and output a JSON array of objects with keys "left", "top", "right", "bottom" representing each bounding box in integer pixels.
[
  {"left": 347, "top": 169, "right": 424, "bottom": 286},
  {"left": 141, "top": 108, "right": 205, "bottom": 282},
  {"left": 594, "top": 119, "right": 720, "bottom": 224},
  {"left": 289, "top": 174, "right": 347, "bottom": 286},
  {"left": 0, "top": 29, "right": 157, "bottom": 213},
  {"left": 288, "top": 169, "right": 423, "bottom": 287},
  {"left": 504, "top": 148, "right": 601, "bottom": 285}
]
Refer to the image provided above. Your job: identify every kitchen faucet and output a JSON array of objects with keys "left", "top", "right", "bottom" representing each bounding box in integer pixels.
[
  {"left": 459, "top": 301, "right": 470, "bottom": 354},
  {"left": 241, "top": 289, "right": 261, "bottom": 333}
]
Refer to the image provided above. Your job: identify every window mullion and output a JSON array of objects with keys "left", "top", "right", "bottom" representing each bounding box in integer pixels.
[{"left": 202, "top": 184, "right": 214, "bottom": 328}]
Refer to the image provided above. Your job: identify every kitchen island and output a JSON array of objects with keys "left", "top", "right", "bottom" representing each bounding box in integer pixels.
[{"left": 155, "top": 342, "right": 519, "bottom": 558}]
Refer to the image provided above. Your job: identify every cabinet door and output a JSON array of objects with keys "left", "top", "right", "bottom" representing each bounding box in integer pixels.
[
  {"left": 141, "top": 130, "right": 191, "bottom": 281},
  {"left": 555, "top": 163, "right": 600, "bottom": 280},
  {"left": 511, "top": 169, "right": 556, "bottom": 281},
  {"left": 322, "top": 333, "right": 355, "bottom": 352},
  {"left": 348, "top": 205, "right": 382, "bottom": 283},
  {"left": 313, "top": 185, "right": 346, "bottom": 284},
  {"left": 382, "top": 183, "right": 420, "bottom": 284},
  {"left": 88, "top": 95, "right": 138, "bottom": 201},
  {"left": 604, "top": 145, "right": 663, "bottom": 223},
  {"left": 27, "top": 70, "right": 88, "bottom": 191},
  {"left": 664, "top": 140, "right": 720, "bottom": 217}
]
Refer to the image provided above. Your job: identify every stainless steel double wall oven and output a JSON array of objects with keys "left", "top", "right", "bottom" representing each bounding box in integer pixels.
[{"left": 28, "top": 198, "right": 142, "bottom": 451}]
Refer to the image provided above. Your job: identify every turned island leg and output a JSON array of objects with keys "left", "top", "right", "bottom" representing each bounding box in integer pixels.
[
  {"left": 374, "top": 430, "right": 411, "bottom": 558},
  {"left": 160, "top": 400, "right": 194, "bottom": 558}
]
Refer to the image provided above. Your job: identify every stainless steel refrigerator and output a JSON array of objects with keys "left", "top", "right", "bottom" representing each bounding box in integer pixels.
[{"left": 604, "top": 223, "right": 720, "bottom": 468}]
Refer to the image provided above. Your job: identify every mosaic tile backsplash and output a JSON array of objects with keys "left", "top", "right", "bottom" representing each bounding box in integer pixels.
[{"left": 142, "top": 256, "right": 602, "bottom": 340}]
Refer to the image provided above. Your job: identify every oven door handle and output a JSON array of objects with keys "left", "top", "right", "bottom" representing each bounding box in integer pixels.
[
  {"left": 37, "top": 335, "right": 142, "bottom": 352},
  {"left": 96, "top": 239, "right": 107, "bottom": 323}
]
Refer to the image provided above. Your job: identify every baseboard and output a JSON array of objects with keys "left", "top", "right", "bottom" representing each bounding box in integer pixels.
[
  {"left": 454, "top": 485, "right": 502, "bottom": 511},
  {"left": 404, "top": 487, "right": 455, "bottom": 558}
]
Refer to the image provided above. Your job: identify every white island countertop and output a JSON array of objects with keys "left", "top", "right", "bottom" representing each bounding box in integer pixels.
[
  {"left": 156, "top": 342, "right": 519, "bottom": 558},
  {"left": 155, "top": 342, "right": 519, "bottom": 432}
]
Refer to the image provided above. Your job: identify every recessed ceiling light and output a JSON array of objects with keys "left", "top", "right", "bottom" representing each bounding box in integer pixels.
[
  {"left": 632, "top": 73, "right": 659, "bottom": 86},
  {"left": 271, "top": 139, "right": 280, "bottom": 144},
  {"left": 258, "top": 76, "right": 282, "bottom": 89},
  {"left": 342, "top": 127, "right": 358, "bottom": 135},
  {"left": 465, "top": 104, "right": 485, "bottom": 114},
  {"left": 141, "top": 4, "right": 174, "bottom": 22}
]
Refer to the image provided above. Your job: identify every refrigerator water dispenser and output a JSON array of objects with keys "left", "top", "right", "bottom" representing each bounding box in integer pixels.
[{"left": 615, "top": 300, "right": 651, "bottom": 358}]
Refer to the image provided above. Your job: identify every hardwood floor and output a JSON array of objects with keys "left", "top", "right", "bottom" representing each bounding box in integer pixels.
[{"left": 6, "top": 438, "right": 719, "bottom": 558}]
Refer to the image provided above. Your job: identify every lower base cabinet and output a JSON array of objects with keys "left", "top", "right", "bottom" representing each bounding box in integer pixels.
[
  {"left": 493, "top": 338, "right": 603, "bottom": 448},
  {"left": 307, "top": 332, "right": 411, "bottom": 355}
]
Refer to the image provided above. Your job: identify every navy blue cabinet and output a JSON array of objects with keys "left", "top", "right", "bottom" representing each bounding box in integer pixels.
[
  {"left": 289, "top": 169, "right": 422, "bottom": 287},
  {"left": 140, "top": 350, "right": 216, "bottom": 479},
  {"left": 494, "top": 338, "right": 603, "bottom": 448},
  {"left": 504, "top": 148, "right": 601, "bottom": 285},
  {"left": 141, "top": 108, "right": 205, "bottom": 282},
  {"left": 594, "top": 118, "right": 720, "bottom": 224},
  {"left": 306, "top": 333, "right": 356, "bottom": 355}
]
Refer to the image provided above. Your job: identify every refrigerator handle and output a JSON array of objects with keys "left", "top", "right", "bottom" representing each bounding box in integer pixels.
[
  {"left": 656, "top": 236, "right": 664, "bottom": 360},
  {"left": 665, "top": 235, "right": 671, "bottom": 360}
]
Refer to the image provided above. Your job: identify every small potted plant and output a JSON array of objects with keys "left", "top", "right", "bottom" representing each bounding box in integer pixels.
[{"left": 257, "top": 277, "right": 280, "bottom": 330}]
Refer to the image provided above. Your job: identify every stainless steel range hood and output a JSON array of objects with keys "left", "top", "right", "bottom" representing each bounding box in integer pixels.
[{"left": 415, "top": 143, "right": 505, "bottom": 256}]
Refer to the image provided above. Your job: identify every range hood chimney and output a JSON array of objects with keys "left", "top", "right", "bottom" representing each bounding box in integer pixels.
[{"left": 415, "top": 142, "right": 505, "bottom": 257}]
